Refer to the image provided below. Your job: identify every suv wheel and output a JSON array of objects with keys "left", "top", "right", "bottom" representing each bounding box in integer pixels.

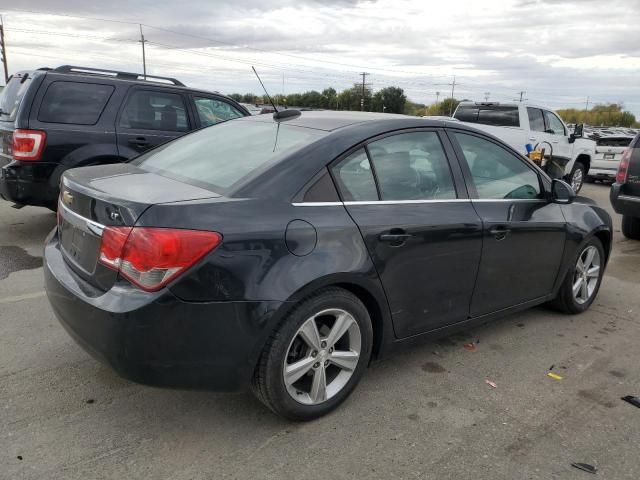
[
  {"left": 252, "top": 287, "right": 372, "bottom": 421},
  {"left": 568, "top": 162, "right": 586, "bottom": 193},
  {"left": 550, "top": 237, "right": 604, "bottom": 314},
  {"left": 622, "top": 215, "right": 640, "bottom": 240}
]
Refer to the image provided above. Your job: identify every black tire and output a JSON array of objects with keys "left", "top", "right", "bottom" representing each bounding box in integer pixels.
[
  {"left": 621, "top": 215, "right": 640, "bottom": 240},
  {"left": 550, "top": 237, "right": 605, "bottom": 314},
  {"left": 252, "top": 287, "right": 373, "bottom": 421},
  {"left": 568, "top": 162, "right": 586, "bottom": 194}
]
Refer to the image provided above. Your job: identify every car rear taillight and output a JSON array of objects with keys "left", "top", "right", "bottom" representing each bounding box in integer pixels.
[
  {"left": 616, "top": 148, "right": 631, "bottom": 184},
  {"left": 98, "top": 227, "right": 222, "bottom": 292},
  {"left": 12, "top": 129, "right": 46, "bottom": 161}
]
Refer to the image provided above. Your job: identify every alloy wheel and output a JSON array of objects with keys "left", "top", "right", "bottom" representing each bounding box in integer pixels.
[
  {"left": 283, "top": 308, "right": 362, "bottom": 405},
  {"left": 572, "top": 245, "right": 600, "bottom": 304},
  {"left": 571, "top": 167, "right": 584, "bottom": 193}
]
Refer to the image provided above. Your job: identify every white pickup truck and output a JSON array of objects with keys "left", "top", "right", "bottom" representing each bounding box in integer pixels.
[{"left": 452, "top": 102, "right": 596, "bottom": 192}]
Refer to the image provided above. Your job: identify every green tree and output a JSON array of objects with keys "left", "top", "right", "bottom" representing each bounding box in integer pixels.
[
  {"left": 557, "top": 103, "right": 636, "bottom": 127},
  {"left": 371, "top": 87, "right": 407, "bottom": 114},
  {"left": 322, "top": 87, "right": 338, "bottom": 109},
  {"left": 241, "top": 93, "right": 258, "bottom": 104},
  {"left": 229, "top": 93, "right": 243, "bottom": 102}
]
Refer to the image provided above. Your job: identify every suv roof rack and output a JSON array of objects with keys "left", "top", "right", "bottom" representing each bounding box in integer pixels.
[{"left": 53, "top": 65, "right": 185, "bottom": 87}]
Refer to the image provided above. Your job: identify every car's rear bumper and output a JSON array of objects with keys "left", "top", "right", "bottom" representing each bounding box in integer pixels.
[
  {"left": 610, "top": 183, "right": 640, "bottom": 217},
  {"left": 44, "top": 229, "right": 282, "bottom": 391},
  {"left": 0, "top": 160, "right": 59, "bottom": 207}
]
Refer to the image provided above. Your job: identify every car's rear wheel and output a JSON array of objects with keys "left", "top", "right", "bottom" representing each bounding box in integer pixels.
[
  {"left": 622, "top": 215, "right": 640, "bottom": 240},
  {"left": 252, "top": 287, "right": 372, "bottom": 421},
  {"left": 550, "top": 238, "right": 604, "bottom": 314}
]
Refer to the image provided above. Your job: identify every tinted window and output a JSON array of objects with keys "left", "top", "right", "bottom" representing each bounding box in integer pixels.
[
  {"left": 38, "top": 81, "right": 114, "bottom": 125},
  {"left": 543, "top": 111, "right": 566, "bottom": 136},
  {"left": 194, "top": 97, "right": 244, "bottom": 126},
  {"left": 527, "top": 107, "right": 545, "bottom": 132},
  {"left": 134, "top": 121, "right": 324, "bottom": 192},
  {"left": 367, "top": 132, "right": 456, "bottom": 200},
  {"left": 0, "top": 74, "right": 33, "bottom": 122},
  {"left": 331, "top": 149, "right": 378, "bottom": 201},
  {"left": 454, "top": 133, "right": 541, "bottom": 199},
  {"left": 120, "top": 90, "right": 189, "bottom": 132},
  {"left": 454, "top": 105, "right": 520, "bottom": 127}
]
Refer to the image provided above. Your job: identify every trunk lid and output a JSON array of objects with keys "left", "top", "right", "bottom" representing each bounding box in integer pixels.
[{"left": 58, "top": 163, "right": 220, "bottom": 291}]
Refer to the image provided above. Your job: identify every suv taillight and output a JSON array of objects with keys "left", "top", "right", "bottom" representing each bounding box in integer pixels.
[
  {"left": 98, "top": 227, "right": 222, "bottom": 292},
  {"left": 12, "top": 129, "right": 47, "bottom": 161},
  {"left": 616, "top": 148, "right": 631, "bottom": 184}
]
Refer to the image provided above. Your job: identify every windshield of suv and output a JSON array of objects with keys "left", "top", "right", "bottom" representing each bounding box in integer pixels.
[
  {"left": 133, "top": 119, "right": 325, "bottom": 193},
  {"left": 0, "top": 74, "right": 33, "bottom": 122}
]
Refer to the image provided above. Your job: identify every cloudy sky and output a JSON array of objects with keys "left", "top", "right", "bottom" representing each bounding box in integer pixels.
[{"left": 2, "top": 0, "right": 640, "bottom": 115}]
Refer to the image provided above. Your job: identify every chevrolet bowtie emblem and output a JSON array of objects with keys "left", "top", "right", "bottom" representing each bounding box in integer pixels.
[{"left": 62, "top": 190, "right": 74, "bottom": 205}]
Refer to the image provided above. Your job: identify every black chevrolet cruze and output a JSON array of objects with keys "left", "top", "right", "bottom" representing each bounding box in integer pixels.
[{"left": 44, "top": 111, "right": 612, "bottom": 420}]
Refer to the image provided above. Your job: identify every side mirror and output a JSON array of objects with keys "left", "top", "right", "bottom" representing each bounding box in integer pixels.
[
  {"left": 569, "top": 123, "right": 584, "bottom": 144},
  {"left": 551, "top": 179, "right": 576, "bottom": 204}
]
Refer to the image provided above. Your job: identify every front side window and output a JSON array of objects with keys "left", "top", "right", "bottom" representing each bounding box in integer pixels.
[
  {"left": 38, "top": 81, "right": 114, "bottom": 125},
  {"left": 331, "top": 148, "right": 378, "bottom": 201},
  {"left": 194, "top": 97, "right": 244, "bottom": 127},
  {"left": 454, "top": 132, "right": 541, "bottom": 200},
  {"left": 543, "top": 111, "right": 566, "bottom": 136},
  {"left": 367, "top": 132, "right": 456, "bottom": 200},
  {"left": 119, "top": 90, "right": 189, "bottom": 132},
  {"left": 527, "top": 107, "right": 546, "bottom": 133}
]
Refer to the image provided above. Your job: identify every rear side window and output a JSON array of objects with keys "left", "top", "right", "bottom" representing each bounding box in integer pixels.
[
  {"left": 0, "top": 74, "right": 33, "bottom": 122},
  {"left": 527, "top": 107, "right": 545, "bottom": 132},
  {"left": 119, "top": 90, "right": 189, "bottom": 132},
  {"left": 194, "top": 97, "right": 244, "bottom": 127},
  {"left": 367, "top": 132, "right": 456, "bottom": 200},
  {"left": 134, "top": 120, "right": 324, "bottom": 192},
  {"left": 454, "top": 105, "right": 520, "bottom": 127},
  {"left": 38, "top": 81, "right": 114, "bottom": 125},
  {"left": 331, "top": 149, "right": 378, "bottom": 201}
]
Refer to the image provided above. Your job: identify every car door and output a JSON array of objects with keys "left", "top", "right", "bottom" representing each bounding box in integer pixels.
[
  {"left": 330, "top": 130, "right": 483, "bottom": 338},
  {"left": 116, "top": 87, "right": 192, "bottom": 159},
  {"left": 191, "top": 95, "right": 246, "bottom": 128},
  {"left": 449, "top": 130, "right": 567, "bottom": 317}
]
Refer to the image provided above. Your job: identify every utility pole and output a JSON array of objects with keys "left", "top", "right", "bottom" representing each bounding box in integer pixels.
[
  {"left": 436, "top": 91, "right": 440, "bottom": 104},
  {"left": 0, "top": 15, "right": 9, "bottom": 84},
  {"left": 517, "top": 91, "right": 526, "bottom": 102},
  {"left": 584, "top": 96, "right": 590, "bottom": 111},
  {"left": 448, "top": 76, "right": 456, "bottom": 117},
  {"left": 484, "top": 91, "right": 491, "bottom": 102},
  {"left": 138, "top": 24, "right": 147, "bottom": 80},
  {"left": 360, "top": 72, "right": 368, "bottom": 111}
]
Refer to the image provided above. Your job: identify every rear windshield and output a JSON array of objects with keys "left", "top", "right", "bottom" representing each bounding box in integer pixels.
[
  {"left": 0, "top": 73, "right": 33, "bottom": 122},
  {"left": 454, "top": 105, "right": 520, "bottom": 127},
  {"left": 133, "top": 120, "right": 325, "bottom": 192}
]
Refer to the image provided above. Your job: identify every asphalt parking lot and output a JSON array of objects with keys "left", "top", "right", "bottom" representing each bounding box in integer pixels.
[{"left": 1, "top": 182, "right": 639, "bottom": 480}]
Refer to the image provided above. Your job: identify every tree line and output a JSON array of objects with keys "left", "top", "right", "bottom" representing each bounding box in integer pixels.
[{"left": 556, "top": 104, "right": 637, "bottom": 128}]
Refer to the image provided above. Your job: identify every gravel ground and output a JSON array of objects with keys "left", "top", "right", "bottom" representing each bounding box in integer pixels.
[{"left": 1, "top": 182, "right": 639, "bottom": 480}]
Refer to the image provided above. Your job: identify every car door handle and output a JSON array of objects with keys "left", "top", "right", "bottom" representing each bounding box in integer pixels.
[
  {"left": 129, "top": 137, "right": 150, "bottom": 147},
  {"left": 379, "top": 230, "right": 412, "bottom": 245},
  {"left": 489, "top": 226, "right": 510, "bottom": 241}
]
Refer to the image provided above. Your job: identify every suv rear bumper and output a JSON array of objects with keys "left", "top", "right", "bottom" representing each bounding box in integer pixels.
[
  {"left": 0, "top": 160, "right": 59, "bottom": 207},
  {"left": 610, "top": 183, "right": 640, "bottom": 217},
  {"left": 44, "top": 229, "right": 280, "bottom": 391}
]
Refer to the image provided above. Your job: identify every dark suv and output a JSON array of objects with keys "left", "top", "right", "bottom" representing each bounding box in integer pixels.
[
  {"left": 0, "top": 65, "right": 250, "bottom": 210},
  {"left": 610, "top": 132, "right": 640, "bottom": 239}
]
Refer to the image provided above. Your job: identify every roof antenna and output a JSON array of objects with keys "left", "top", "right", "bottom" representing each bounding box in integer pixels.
[
  {"left": 252, "top": 66, "right": 300, "bottom": 121},
  {"left": 252, "top": 66, "right": 278, "bottom": 113}
]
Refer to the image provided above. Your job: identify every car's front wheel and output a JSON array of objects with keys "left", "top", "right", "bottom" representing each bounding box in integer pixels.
[
  {"left": 252, "top": 287, "right": 373, "bottom": 420},
  {"left": 622, "top": 215, "right": 640, "bottom": 240},
  {"left": 550, "top": 237, "right": 605, "bottom": 314},
  {"left": 568, "top": 162, "right": 586, "bottom": 193}
]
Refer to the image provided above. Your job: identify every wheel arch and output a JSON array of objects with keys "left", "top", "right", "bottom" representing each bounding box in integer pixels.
[{"left": 575, "top": 153, "right": 591, "bottom": 174}]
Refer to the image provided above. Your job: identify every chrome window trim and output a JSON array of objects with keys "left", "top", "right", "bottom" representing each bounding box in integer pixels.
[
  {"left": 292, "top": 199, "right": 470, "bottom": 207},
  {"left": 471, "top": 198, "right": 547, "bottom": 203}
]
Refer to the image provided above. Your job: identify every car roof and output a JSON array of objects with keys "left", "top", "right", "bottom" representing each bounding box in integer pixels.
[{"left": 239, "top": 110, "right": 467, "bottom": 132}]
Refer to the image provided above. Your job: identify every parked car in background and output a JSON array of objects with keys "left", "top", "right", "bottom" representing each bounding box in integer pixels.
[
  {"left": 453, "top": 102, "right": 596, "bottom": 193},
  {"left": 0, "top": 65, "right": 250, "bottom": 210},
  {"left": 44, "top": 111, "right": 611, "bottom": 420},
  {"left": 240, "top": 103, "right": 263, "bottom": 115},
  {"left": 587, "top": 135, "right": 635, "bottom": 183},
  {"left": 610, "top": 132, "right": 640, "bottom": 239}
]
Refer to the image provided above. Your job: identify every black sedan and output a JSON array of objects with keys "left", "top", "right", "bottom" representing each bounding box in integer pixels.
[{"left": 44, "top": 111, "right": 612, "bottom": 420}]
